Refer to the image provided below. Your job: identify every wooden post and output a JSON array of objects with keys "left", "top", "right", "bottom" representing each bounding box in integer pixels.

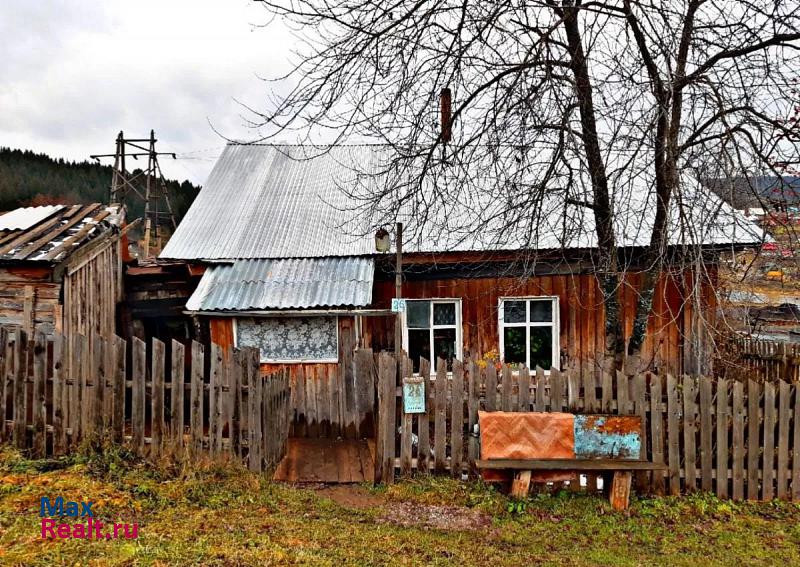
[
  {"left": 394, "top": 222, "right": 403, "bottom": 360},
  {"left": 666, "top": 374, "right": 680, "bottom": 495},
  {"left": 190, "top": 341, "right": 204, "bottom": 454},
  {"left": 248, "top": 348, "right": 262, "bottom": 472},
  {"left": 466, "top": 359, "right": 479, "bottom": 474},
  {"left": 171, "top": 340, "right": 185, "bottom": 447},
  {"left": 375, "top": 352, "right": 396, "bottom": 484},
  {"left": 13, "top": 329, "right": 27, "bottom": 449},
  {"left": 716, "top": 378, "right": 729, "bottom": 499},
  {"left": 451, "top": 359, "right": 464, "bottom": 478},
  {"left": 112, "top": 335, "right": 126, "bottom": 443},
  {"left": 762, "top": 381, "right": 776, "bottom": 500},
  {"left": 131, "top": 337, "right": 146, "bottom": 452},
  {"left": 399, "top": 355, "right": 412, "bottom": 476},
  {"left": 32, "top": 332, "right": 46, "bottom": 457},
  {"left": 94, "top": 336, "right": 107, "bottom": 435},
  {"left": 417, "top": 357, "right": 431, "bottom": 474},
  {"left": 747, "top": 379, "right": 760, "bottom": 500},
  {"left": 231, "top": 349, "right": 242, "bottom": 459},
  {"left": 732, "top": 380, "right": 745, "bottom": 500},
  {"left": 209, "top": 343, "right": 222, "bottom": 457},
  {"left": 151, "top": 338, "right": 166, "bottom": 454},
  {"left": 434, "top": 358, "right": 447, "bottom": 473},
  {"left": 52, "top": 333, "right": 67, "bottom": 455}
]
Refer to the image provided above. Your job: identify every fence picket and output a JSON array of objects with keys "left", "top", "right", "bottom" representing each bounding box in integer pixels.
[
  {"left": 434, "top": 358, "right": 447, "bottom": 474},
  {"left": 152, "top": 338, "right": 166, "bottom": 454},
  {"left": 650, "top": 373, "right": 664, "bottom": 494},
  {"left": 112, "top": 335, "right": 125, "bottom": 443},
  {"left": 732, "top": 380, "right": 745, "bottom": 500},
  {"left": 13, "top": 329, "right": 27, "bottom": 449},
  {"left": 716, "top": 378, "right": 729, "bottom": 498},
  {"left": 502, "top": 365, "right": 513, "bottom": 411},
  {"left": 171, "top": 340, "right": 185, "bottom": 447},
  {"left": 699, "top": 376, "right": 713, "bottom": 492},
  {"left": 762, "top": 381, "right": 776, "bottom": 500},
  {"left": 747, "top": 379, "right": 760, "bottom": 500},
  {"left": 518, "top": 367, "right": 531, "bottom": 412},
  {"left": 52, "top": 333, "right": 66, "bottom": 454},
  {"left": 666, "top": 374, "right": 680, "bottom": 495},
  {"left": 485, "top": 364, "right": 497, "bottom": 412},
  {"left": 190, "top": 341, "right": 204, "bottom": 454},
  {"left": 418, "top": 357, "right": 431, "bottom": 473},
  {"left": 777, "top": 381, "right": 790, "bottom": 499},
  {"left": 32, "top": 332, "right": 46, "bottom": 458},
  {"left": 466, "top": 359, "right": 479, "bottom": 474},
  {"left": 451, "top": 359, "right": 464, "bottom": 478},
  {"left": 683, "top": 376, "right": 698, "bottom": 492},
  {"left": 131, "top": 337, "right": 146, "bottom": 452}
]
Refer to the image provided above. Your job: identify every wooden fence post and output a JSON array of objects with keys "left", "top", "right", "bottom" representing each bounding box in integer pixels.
[
  {"left": 111, "top": 335, "right": 126, "bottom": 444},
  {"left": 747, "top": 379, "right": 760, "bottom": 500},
  {"left": 715, "top": 378, "right": 729, "bottom": 499},
  {"left": 190, "top": 341, "right": 204, "bottom": 454},
  {"left": 417, "top": 358, "right": 431, "bottom": 474},
  {"left": 13, "top": 329, "right": 28, "bottom": 449},
  {"left": 32, "top": 332, "right": 46, "bottom": 457},
  {"left": 209, "top": 343, "right": 222, "bottom": 457},
  {"left": 434, "top": 358, "right": 447, "bottom": 474},
  {"left": 399, "top": 355, "right": 413, "bottom": 476},
  {"left": 248, "top": 348, "right": 262, "bottom": 472},
  {"left": 131, "top": 337, "right": 146, "bottom": 452},
  {"left": 52, "top": 333, "right": 67, "bottom": 455},
  {"left": 170, "top": 340, "right": 185, "bottom": 447},
  {"left": 231, "top": 349, "right": 242, "bottom": 459},
  {"left": 451, "top": 359, "right": 464, "bottom": 478},
  {"left": 375, "top": 352, "right": 396, "bottom": 484},
  {"left": 732, "top": 380, "right": 745, "bottom": 500},
  {"left": 666, "top": 374, "right": 681, "bottom": 495},
  {"left": 151, "top": 338, "right": 166, "bottom": 454}
]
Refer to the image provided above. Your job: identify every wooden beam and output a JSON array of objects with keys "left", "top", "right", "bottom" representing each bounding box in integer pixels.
[{"left": 475, "top": 459, "right": 668, "bottom": 471}]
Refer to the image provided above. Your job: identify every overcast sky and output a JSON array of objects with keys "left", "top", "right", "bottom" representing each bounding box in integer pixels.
[{"left": 0, "top": 1, "right": 294, "bottom": 185}]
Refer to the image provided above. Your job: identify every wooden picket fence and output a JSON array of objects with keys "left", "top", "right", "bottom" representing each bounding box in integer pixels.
[
  {"left": 376, "top": 353, "right": 800, "bottom": 501},
  {"left": 0, "top": 328, "right": 291, "bottom": 473},
  {"left": 717, "top": 336, "right": 800, "bottom": 383}
]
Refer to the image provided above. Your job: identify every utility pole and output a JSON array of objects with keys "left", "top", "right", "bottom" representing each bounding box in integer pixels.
[
  {"left": 91, "top": 130, "right": 178, "bottom": 258},
  {"left": 395, "top": 222, "right": 403, "bottom": 361}
]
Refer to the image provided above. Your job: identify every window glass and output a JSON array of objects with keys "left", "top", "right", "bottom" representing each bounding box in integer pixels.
[
  {"left": 433, "top": 327, "right": 457, "bottom": 370},
  {"left": 529, "top": 300, "right": 553, "bottom": 322},
  {"left": 529, "top": 327, "right": 553, "bottom": 369},
  {"left": 504, "top": 300, "right": 526, "bottom": 323},
  {"left": 408, "top": 329, "right": 431, "bottom": 372},
  {"left": 237, "top": 317, "right": 338, "bottom": 362},
  {"left": 406, "top": 300, "right": 430, "bottom": 328},
  {"left": 433, "top": 302, "right": 456, "bottom": 326},
  {"left": 503, "top": 327, "right": 526, "bottom": 364}
]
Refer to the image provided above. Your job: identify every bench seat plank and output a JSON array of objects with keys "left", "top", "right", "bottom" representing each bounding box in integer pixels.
[{"left": 476, "top": 459, "right": 668, "bottom": 471}]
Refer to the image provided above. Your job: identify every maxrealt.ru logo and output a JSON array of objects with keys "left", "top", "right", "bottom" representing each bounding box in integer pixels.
[{"left": 40, "top": 497, "right": 138, "bottom": 540}]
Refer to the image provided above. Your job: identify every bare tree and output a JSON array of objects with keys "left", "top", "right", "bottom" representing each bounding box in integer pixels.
[{"left": 251, "top": 0, "right": 800, "bottom": 371}]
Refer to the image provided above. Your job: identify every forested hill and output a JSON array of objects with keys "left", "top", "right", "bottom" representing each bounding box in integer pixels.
[{"left": 0, "top": 147, "right": 200, "bottom": 220}]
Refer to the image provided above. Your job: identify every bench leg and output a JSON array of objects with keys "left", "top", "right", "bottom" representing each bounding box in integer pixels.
[
  {"left": 510, "top": 470, "right": 532, "bottom": 498},
  {"left": 609, "top": 471, "right": 632, "bottom": 511}
]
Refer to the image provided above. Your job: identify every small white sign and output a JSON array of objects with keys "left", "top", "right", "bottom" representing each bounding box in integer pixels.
[{"left": 391, "top": 298, "right": 407, "bottom": 313}]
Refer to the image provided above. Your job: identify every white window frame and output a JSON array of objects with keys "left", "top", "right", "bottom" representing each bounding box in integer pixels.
[
  {"left": 401, "top": 298, "right": 463, "bottom": 372},
  {"left": 498, "top": 296, "right": 560, "bottom": 372},
  {"left": 233, "top": 315, "right": 340, "bottom": 364}
]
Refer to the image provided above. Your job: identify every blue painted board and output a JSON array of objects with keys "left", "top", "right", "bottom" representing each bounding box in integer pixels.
[{"left": 574, "top": 415, "right": 642, "bottom": 459}]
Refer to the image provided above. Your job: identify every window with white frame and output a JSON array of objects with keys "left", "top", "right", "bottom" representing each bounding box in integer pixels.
[
  {"left": 403, "top": 299, "right": 461, "bottom": 373},
  {"left": 235, "top": 316, "right": 339, "bottom": 363},
  {"left": 499, "top": 297, "right": 559, "bottom": 370}
]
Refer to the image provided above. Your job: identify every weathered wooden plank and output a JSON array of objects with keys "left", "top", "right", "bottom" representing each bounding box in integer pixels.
[
  {"left": 248, "top": 348, "right": 262, "bottom": 472},
  {"left": 68, "top": 332, "right": 80, "bottom": 448},
  {"left": 583, "top": 369, "right": 597, "bottom": 412},
  {"left": 417, "top": 357, "right": 431, "bottom": 474},
  {"left": 477, "top": 459, "right": 668, "bottom": 471},
  {"left": 93, "top": 336, "right": 107, "bottom": 436},
  {"left": 151, "top": 338, "right": 166, "bottom": 454},
  {"left": 209, "top": 343, "right": 222, "bottom": 456},
  {"left": 699, "top": 376, "right": 713, "bottom": 492},
  {"left": 451, "top": 359, "right": 464, "bottom": 478},
  {"left": 601, "top": 368, "right": 613, "bottom": 413},
  {"left": 616, "top": 371, "right": 629, "bottom": 415},
  {"left": 400, "top": 355, "right": 413, "bottom": 476},
  {"left": 550, "top": 368, "right": 563, "bottom": 412},
  {"left": 190, "top": 341, "right": 204, "bottom": 454},
  {"left": 170, "top": 340, "right": 185, "bottom": 446},
  {"left": 535, "top": 367, "right": 546, "bottom": 412},
  {"left": 230, "top": 349, "right": 242, "bottom": 458},
  {"left": 376, "top": 352, "right": 396, "bottom": 483},
  {"left": 762, "top": 381, "right": 776, "bottom": 500},
  {"left": 747, "top": 379, "right": 760, "bottom": 500},
  {"left": 632, "top": 372, "right": 649, "bottom": 492},
  {"left": 518, "top": 366, "right": 531, "bottom": 412},
  {"left": 52, "top": 333, "right": 67, "bottom": 455},
  {"left": 683, "top": 376, "right": 698, "bottom": 492},
  {"left": 13, "top": 329, "right": 27, "bottom": 449},
  {"left": 776, "top": 380, "right": 790, "bottom": 499},
  {"left": 79, "top": 334, "right": 90, "bottom": 438},
  {"left": 354, "top": 348, "right": 374, "bottom": 438},
  {"left": 434, "top": 358, "right": 447, "bottom": 474},
  {"left": 732, "top": 380, "right": 745, "bottom": 500},
  {"left": 485, "top": 363, "right": 497, "bottom": 411},
  {"left": 0, "top": 328, "right": 9, "bottom": 444},
  {"left": 501, "top": 365, "right": 512, "bottom": 411},
  {"left": 32, "top": 332, "right": 46, "bottom": 457},
  {"left": 610, "top": 471, "right": 633, "bottom": 511},
  {"left": 666, "top": 374, "right": 680, "bottom": 495},
  {"left": 649, "top": 373, "right": 665, "bottom": 495},
  {"left": 466, "top": 359, "right": 479, "bottom": 474},
  {"left": 716, "top": 378, "right": 729, "bottom": 499},
  {"left": 112, "top": 335, "right": 125, "bottom": 444},
  {"left": 131, "top": 336, "right": 146, "bottom": 452},
  {"left": 793, "top": 384, "right": 800, "bottom": 500},
  {"left": 567, "top": 369, "right": 581, "bottom": 412}
]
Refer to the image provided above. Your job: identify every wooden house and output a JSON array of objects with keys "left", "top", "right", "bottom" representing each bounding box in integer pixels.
[
  {"left": 0, "top": 204, "right": 125, "bottom": 346},
  {"left": 161, "top": 144, "right": 763, "bottom": 437}
]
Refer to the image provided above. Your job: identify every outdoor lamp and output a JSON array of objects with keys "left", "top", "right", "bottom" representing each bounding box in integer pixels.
[{"left": 375, "top": 227, "right": 390, "bottom": 252}]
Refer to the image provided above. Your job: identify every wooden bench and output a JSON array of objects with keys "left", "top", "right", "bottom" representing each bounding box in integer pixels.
[{"left": 476, "top": 458, "right": 668, "bottom": 510}]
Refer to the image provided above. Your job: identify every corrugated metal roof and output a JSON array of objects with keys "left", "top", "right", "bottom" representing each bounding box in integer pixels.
[
  {"left": 161, "top": 144, "right": 381, "bottom": 260},
  {"left": 0, "top": 204, "right": 124, "bottom": 263},
  {"left": 0, "top": 205, "right": 64, "bottom": 231},
  {"left": 185, "top": 257, "right": 374, "bottom": 311},
  {"left": 161, "top": 143, "right": 764, "bottom": 261}
]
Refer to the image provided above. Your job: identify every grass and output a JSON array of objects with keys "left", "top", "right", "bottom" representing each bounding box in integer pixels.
[{"left": 0, "top": 445, "right": 799, "bottom": 566}]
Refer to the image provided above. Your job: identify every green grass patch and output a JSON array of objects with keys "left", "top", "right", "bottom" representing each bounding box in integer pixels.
[{"left": 0, "top": 446, "right": 798, "bottom": 566}]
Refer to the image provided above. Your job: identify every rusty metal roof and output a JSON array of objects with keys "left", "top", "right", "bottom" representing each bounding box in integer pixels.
[
  {"left": 0, "top": 204, "right": 124, "bottom": 263},
  {"left": 185, "top": 257, "right": 374, "bottom": 311}
]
